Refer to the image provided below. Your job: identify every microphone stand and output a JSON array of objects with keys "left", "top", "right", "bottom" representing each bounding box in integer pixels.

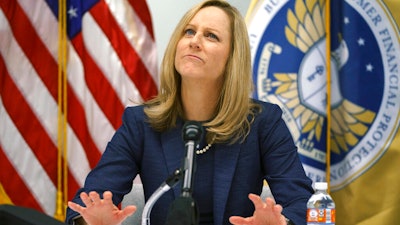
[
  {"left": 165, "top": 121, "right": 203, "bottom": 225},
  {"left": 140, "top": 121, "right": 203, "bottom": 225},
  {"left": 141, "top": 169, "right": 182, "bottom": 225}
]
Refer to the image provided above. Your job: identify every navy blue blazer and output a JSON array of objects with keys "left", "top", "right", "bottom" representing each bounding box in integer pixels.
[{"left": 66, "top": 100, "right": 313, "bottom": 225}]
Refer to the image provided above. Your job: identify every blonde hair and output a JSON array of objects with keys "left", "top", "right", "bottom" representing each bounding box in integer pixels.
[{"left": 144, "top": 0, "right": 260, "bottom": 144}]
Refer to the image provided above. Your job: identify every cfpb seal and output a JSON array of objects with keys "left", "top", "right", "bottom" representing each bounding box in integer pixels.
[{"left": 248, "top": 0, "right": 400, "bottom": 190}]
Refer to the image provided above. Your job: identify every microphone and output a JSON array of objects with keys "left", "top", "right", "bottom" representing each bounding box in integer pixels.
[
  {"left": 165, "top": 121, "right": 203, "bottom": 225},
  {"left": 181, "top": 121, "right": 203, "bottom": 196}
]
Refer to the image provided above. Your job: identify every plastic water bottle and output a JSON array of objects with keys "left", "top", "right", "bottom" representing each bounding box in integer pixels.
[{"left": 306, "top": 182, "right": 335, "bottom": 225}]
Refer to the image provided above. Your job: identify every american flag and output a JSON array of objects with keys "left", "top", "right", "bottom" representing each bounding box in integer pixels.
[{"left": 0, "top": 0, "right": 158, "bottom": 218}]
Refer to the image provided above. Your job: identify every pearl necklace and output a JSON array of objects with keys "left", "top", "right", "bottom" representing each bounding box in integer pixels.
[{"left": 196, "top": 143, "right": 212, "bottom": 155}]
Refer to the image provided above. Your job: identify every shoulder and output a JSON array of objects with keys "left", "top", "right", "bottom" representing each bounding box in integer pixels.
[
  {"left": 120, "top": 105, "right": 149, "bottom": 129},
  {"left": 112, "top": 105, "right": 154, "bottom": 144},
  {"left": 251, "top": 99, "right": 283, "bottom": 119},
  {"left": 249, "top": 99, "right": 289, "bottom": 136},
  {"left": 123, "top": 104, "right": 146, "bottom": 118}
]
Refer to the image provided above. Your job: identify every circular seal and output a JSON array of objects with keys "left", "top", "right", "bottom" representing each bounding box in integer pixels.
[{"left": 248, "top": 0, "right": 400, "bottom": 190}]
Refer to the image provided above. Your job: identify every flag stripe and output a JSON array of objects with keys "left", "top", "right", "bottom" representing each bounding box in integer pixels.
[
  {"left": 0, "top": 7, "right": 58, "bottom": 145},
  {"left": 66, "top": 84, "right": 102, "bottom": 168},
  {"left": 0, "top": 95, "right": 56, "bottom": 214},
  {"left": 0, "top": 1, "right": 58, "bottom": 99},
  {"left": 17, "top": 0, "right": 59, "bottom": 59},
  {"left": 0, "top": 147, "right": 42, "bottom": 210},
  {"left": 65, "top": 40, "right": 112, "bottom": 160},
  {"left": 90, "top": 1, "right": 158, "bottom": 101},
  {"left": 71, "top": 33, "right": 124, "bottom": 130},
  {"left": 127, "top": 0, "right": 154, "bottom": 40},
  {"left": 81, "top": 13, "right": 143, "bottom": 107},
  {"left": 0, "top": 57, "right": 58, "bottom": 187},
  {"left": 66, "top": 124, "right": 92, "bottom": 187},
  {"left": 106, "top": 0, "right": 158, "bottom": 84}
]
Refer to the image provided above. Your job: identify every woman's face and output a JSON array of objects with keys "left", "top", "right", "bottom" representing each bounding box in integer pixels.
[{"left": 175, "top": 6, "right": 231, "bottom": 84}]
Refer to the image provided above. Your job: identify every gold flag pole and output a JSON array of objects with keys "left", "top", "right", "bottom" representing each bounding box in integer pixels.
[
  {"left": 325, "top": 0, "right": 332, "bottom": 193},
  {"left": 55, "top": 0, "right": 68, "bottom": 220}
]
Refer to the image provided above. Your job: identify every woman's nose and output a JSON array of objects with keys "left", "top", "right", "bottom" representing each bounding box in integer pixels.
[{"left": 189, "top": 34, "right": 201, "bottom": 49}]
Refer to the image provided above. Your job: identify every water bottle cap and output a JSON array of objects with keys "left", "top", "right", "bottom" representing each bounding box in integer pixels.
[{"left": 314, "top": 182, "right": 328, "bottom": 190}]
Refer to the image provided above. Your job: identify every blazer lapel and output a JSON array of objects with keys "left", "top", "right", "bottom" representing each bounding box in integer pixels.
[
  {"left": 161, "top": 122, "right": 185, "bottom": 198},
  {"left": 213, "top": 142, "right": 241, "bottom": 225}
]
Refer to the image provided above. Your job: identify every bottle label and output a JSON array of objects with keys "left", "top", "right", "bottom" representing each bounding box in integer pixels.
[{"left": 307, "top": 208, "right": 335, "bottom": 224}]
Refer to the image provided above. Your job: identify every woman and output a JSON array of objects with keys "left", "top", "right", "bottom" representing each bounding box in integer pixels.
[{"left": 66, "top": 1, "right": 313, "bottom": 224}]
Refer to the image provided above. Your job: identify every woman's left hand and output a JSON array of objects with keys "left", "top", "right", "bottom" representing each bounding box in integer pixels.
[{"left": 229, "top": 194, "right": 286, "bottom": 225}]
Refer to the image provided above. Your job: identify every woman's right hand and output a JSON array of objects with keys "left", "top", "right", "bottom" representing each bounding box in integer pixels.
[{"left": 68, "top": 191, "right": 136, "bottom": 225}]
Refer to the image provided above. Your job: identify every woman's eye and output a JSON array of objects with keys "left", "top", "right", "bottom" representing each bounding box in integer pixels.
[
  {"left": 206, "top": 32, "right": 219, "bottom": 41},
  {"left": 184, "top": 29, "right": 195, "bottom": 36}
]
